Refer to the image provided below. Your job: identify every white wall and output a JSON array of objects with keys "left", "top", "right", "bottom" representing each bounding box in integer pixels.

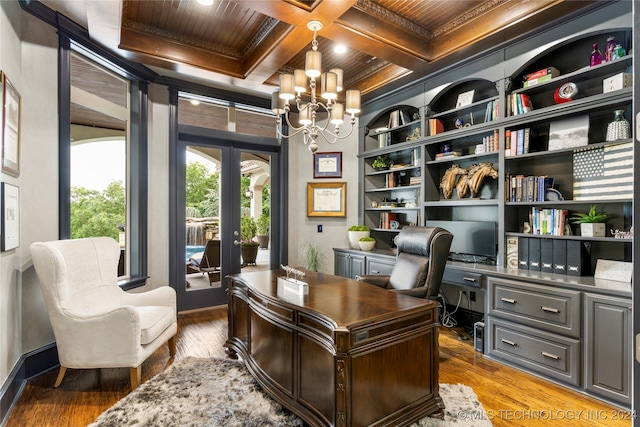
[{"left": 286, "top": 117, "right": 359, "bottom": 274}]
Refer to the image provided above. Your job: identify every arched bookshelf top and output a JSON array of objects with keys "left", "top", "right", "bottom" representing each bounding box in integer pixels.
[{"left": 428, "top": 78, "right": 498, "bottom": 114}]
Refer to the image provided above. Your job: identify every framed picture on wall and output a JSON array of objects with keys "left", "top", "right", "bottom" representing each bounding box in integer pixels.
[
  {"left": 1, "top": 182, "right": 19, "bottom": 251},
  {"left": 313, "top": 152, "right": 342, "bottom": 178},
  {"left": 307, "top": 182, "right": 346, "bottom": 217},
  {"left": 1, "top": 72, "right": 21, "bottom": 177}
]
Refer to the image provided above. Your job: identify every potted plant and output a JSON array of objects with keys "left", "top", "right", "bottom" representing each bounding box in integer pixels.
[
  {"left": 372, "top": 154, "right": 393, "bottom": 171},
  {"left": 303, "top": 243, "right": 323, "bottom": 272},
  {"left": 241, "top": 217, "right": 259, "bottom": 265},
  {"left": 348, "top": 225, "right": 370, "bottom": 249},
  {"left": 255, "top": 213, "right": 270, "bottom": 249},
  {"left": 571, "top": 205, "right": 609, "bottom": 237},
  {"left": 358, "top": 236, "right": 376, "bottom": 251}
]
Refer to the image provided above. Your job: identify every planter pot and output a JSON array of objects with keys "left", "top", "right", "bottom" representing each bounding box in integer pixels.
[
  {"left": 358, "top": 240, "right": 376, "bottom": 251},
  {"left": 241, "top": 245, "right": 259, "bottom": 265},
  {"left": 580, "top": 223, "right": 606, "bottom": 237},
  {"left": 348, "top": 231, "right": 370, "bottom": 249},
  {"left": 256, "top": 234, "right": 269, "bottom": 249}
]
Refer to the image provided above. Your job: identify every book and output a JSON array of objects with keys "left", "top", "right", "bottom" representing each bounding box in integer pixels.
[
  {"left": 505, "top": 130, "right": 511, "bottom": 155},
  {"left": 429, "top": 119, "right": 444, "bottom": 135},
  {"left": 524, "top": 66, "right": 560, "bottom": 81},
  {"left": 435, "top": 151, "right": 461, "bottom": 159},
  {"left": 523, "top": 74, "right": 554, "bottom": 87},
  {"left": 520, "top": 94, "right": 533, "bottom": 113}
]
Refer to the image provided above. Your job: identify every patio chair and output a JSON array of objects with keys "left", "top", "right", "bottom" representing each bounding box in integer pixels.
[{"left": 188, "top": 239, "right": 221, "bottom": 285}]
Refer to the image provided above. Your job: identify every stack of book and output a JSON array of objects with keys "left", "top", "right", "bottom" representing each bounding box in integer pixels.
[
  {"left": 528, "top": 207, "right": 568, "bottom": 236},
  {"left": 504, "top": 127, "right": 538, "bottom": 156},
  {"left": 379, "top": 212, "right": 397, "bottom": 229},
  {"left": 484, "top": 100, "right": 499, "bottom": 122},
  {"left": 522, "top": 66, "right": 560, "bottom": 88},
  {"left": 482, "top": 129, "right": 500, "bottom": 153},
  {"left": 507, "top": 93, "right": 533, "bottom": 116},
  {"left": 428, "top": 118, "right": 444, "bottom": 136},
  {"left": 435, "top": 151, "right": 461, "bottom": 160}
]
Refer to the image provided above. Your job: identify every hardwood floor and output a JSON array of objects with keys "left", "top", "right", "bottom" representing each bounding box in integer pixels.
[{"left": 5, "top": 306, "right": 631, "bottom": 427}]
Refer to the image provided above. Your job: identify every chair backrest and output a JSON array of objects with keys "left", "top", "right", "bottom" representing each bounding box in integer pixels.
[
  {"left": 201, "top": 239, "right": 221, "bottom": 269},
  {"left": 388, "top": 226, "right": 453, "bottom": 300},
  {"left": 30, "top": 237, "right": 121, "bottom": 316}
]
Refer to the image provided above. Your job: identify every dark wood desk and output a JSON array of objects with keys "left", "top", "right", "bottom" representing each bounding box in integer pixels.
[{"left": 225, "top": 269, "right": 442, "bottom": 427}]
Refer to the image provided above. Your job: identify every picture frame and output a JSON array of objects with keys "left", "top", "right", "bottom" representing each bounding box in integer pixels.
[
  {"left": 313, "top": 152, "right": 342, "bottom": 178},
  {"left": 1, "top": 182, "right": 19, "bottom": 251},
  {"left": 548, "top": 115, "right": 589, "bottom": 150},
  {"left": 307, "top": 182, "right": 346, "bottom": 217},
  {"left": 1, "top": 72, "right": 21, "bottom": 177},
  {"left": 455, "top": 89, "right": 475, "bottom": 108}
]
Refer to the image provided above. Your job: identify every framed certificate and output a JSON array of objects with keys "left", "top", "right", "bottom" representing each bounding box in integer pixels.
[
  {"left": 313, "top": 152, "right": 342, "bottom": 178},
  {"left": 307, "top": 182, "right": 346, "bottom": 217},
  {"left": 1, "top": 72, "right": 21, "bottom": 177},
  {"left": 455, "top": 89, "right": 475, "bottom": 108},
  {"left": 1, "top": 182, "right": 19, "bottom": 251}
]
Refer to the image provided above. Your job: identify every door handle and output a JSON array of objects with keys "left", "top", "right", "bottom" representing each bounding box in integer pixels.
[{"left": 233, "top": 240, "right": 242, "bottom": 246}]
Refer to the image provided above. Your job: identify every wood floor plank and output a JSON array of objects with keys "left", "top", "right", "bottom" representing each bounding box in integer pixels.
[{"left": 4, "top": 307, "right": 631, "bottom": 427}]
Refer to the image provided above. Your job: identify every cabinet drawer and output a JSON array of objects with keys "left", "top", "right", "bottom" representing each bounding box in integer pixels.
[
  {"left": 488, "top": 277, "right": 580, "bottom": 337},
  {"left": 366, "top": 256, "right": 395, "bottom": 275},
  {"left": 442, "top": 268, "right": 482, "bottom": 289},
  {"left": 487, "top": 317, "right": 580, "bottom": 386}
]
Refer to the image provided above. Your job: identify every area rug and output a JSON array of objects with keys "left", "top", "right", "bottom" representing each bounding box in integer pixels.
[{"left": 89, "top": 357, "right": 491, "bottom": 427}]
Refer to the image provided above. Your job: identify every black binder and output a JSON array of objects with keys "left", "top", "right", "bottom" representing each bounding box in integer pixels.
[
  {"left": 553, "top": 239, "right": 567, "bottom": 275},
  {"left": 518, "top": 237, "right": 529, "bottom": 270},
  {"left": 528, "top": 238, "right": 541, "bottom": 271},
  {"left": 540, "top": 239, "right": 554, "bottom": 273},
  {"left": 566, "top": 240, "right": 590, "bottom": 276}
]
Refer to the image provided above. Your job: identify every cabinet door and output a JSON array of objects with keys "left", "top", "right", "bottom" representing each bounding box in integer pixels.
[
  {"left": 584, "top": 293, "right": 632, "bottom": 406},
  {"left": 334, "top": 251, "right": 350, "bottom": 278},
  {"left": 366, "top": 256, "right": 395, "bottom": 275},
  {"left": 349, "top": 254, "right": 366, "bottom": 279}
]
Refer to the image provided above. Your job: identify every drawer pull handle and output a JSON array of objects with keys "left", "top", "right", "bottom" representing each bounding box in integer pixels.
[
  {"left": 463, "top": 277, "right": 477, "bottom": 282},
  {"left": 501, "top": 298, "right": 516, "bottom": 304},
  {"left": 541, "top": 351, "right": 560, "bottom": 360},
  {"left": 371, "top": 270, "right": 379, "bottom": 274},
  {"left": 541, "top": 306, "right": 560, "bottom": 314},
  {"left": 501, "top": 338, "right": 517, "bottom": 346}
]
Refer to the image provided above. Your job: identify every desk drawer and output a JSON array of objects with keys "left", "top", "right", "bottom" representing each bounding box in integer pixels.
[
  {"left": 488, "top": 277, "right": 580, "bottom": 337},
  {"left": 442, "top": 269, "right": 483, "bottom": 289},
  {"left": 487, "top": 317, "right": 580, "bottom": 386},
  {"left": 365, "top": 256, "right": 395, "bottom": 275}
]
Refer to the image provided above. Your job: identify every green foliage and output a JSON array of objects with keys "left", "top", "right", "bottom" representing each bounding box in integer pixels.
[
  {"left": 186, "top": 206, "right": 201, "bottom": 218},
  {"left": 571, "top": 205, "right": 609, "bottom": 224},
  {"left": 359, "top": 236, "right": 375, "bottom": 242},
  {"left": 372, "top": 155, "right": 392, "bottom": 169},
  {"left": 185, "top": 161, "right": 220, "bottom": 217},
  {"left": 348, "top": 225, "right": 369, "bottom": 231},
  {"left": 256, "top": 213, "right": 270, "bottom": 235},
  {"left": 303, "top": 243, "right": 323, "bottom": 272},
  {"left": 241, "top": 216, "right": 257, "bottom": 241},
  {"left": 261, "top": 183, "right": 270, "bottom": 217},
  {"left": 71, "top": 181, "right": 125, "bottom": 240}
]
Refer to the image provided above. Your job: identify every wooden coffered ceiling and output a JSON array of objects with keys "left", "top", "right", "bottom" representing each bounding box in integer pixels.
[{"left": 41, "top": 0, "right": 600, "bottom": 101}]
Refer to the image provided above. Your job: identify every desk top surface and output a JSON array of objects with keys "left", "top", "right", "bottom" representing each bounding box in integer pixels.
[{"left": 228, "top": 269, "right": 436, "bottom": 328}]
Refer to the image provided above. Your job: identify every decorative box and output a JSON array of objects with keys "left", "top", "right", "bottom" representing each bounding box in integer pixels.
[{"left": 602, "top": 72, "right": 632, "bottom": 93}]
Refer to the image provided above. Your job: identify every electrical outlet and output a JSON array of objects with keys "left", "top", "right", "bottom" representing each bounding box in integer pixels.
[{"left": 470, "top": 291, "right": 476, "bottom": 302}]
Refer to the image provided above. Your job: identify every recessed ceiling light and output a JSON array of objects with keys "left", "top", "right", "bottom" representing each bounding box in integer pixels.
[
  {"left": 333, "top": 44, "right": 347, "bottom": 54},
  {"left": 197, "top": 0, "right": 214, "bottom": 5},
  {"left": 190, "top": 99, "right": 201, "bottom": 106}
]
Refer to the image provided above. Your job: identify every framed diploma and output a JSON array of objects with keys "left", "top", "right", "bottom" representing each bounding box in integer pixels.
[
  {"left": 313, "top": 152, "right": 342, "bottom": 178},
  {"left": 307, "top": 182, "right": 346, "bottom": 217},
  {"left": 1, "top": 182, "right": 19, "bottom": 251}
]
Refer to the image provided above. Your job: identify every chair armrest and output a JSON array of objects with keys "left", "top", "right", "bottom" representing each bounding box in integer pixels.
[
  {"left": 355, "top": 274, "right": 390, "bottom": 288},
  {"left": 122, "top": 286, "right": 176, "bottom": 314},
  {"left": 390, "top": 287, "right": 428, "bottom": 299}
]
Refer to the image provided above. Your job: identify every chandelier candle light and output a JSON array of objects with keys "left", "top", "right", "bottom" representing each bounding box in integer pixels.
[{"left": 272, "top": 20, "right": 361, "bottom": 153}]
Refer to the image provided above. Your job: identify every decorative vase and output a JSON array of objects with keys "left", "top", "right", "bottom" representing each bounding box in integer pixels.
[
  {"left": 241, "top": 245, "right": 259, "bottom": 265},
  {"left": 581, "top": 223, "right": 606, "bottom": 238},
  {"left": 606, "top": 110, "right": 630, "bottom": 141},
  {"left": 605, "top": 35, "right": 616, "bottom": 62},
  {"left": 590, "top": 43, "right": 602, "bottom": 67},
  {"left": 348, "top": 231, "right": 370, "bottom": 249},
  {"left": 256, "top": 234, "right": 269, "bottom": 249},
  {"left": 358, "top": 240, "right": 375, "bottom": 251}
]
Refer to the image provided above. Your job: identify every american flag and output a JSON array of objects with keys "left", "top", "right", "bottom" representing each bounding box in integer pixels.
[{"left": 573, "top": 142, "right": 633, "bottom": 200}]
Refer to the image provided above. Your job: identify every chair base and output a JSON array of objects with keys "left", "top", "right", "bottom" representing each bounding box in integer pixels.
[{"left": 54, "top": 366, "right": 67, "bottom": 388}]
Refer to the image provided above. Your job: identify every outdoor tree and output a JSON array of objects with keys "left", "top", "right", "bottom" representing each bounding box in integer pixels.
[
  {"left": 186, "top": 161, "right": 218, "bottom": 216},
  {"left": 70, "top": 181, "right": 126, "bottom": 240}
]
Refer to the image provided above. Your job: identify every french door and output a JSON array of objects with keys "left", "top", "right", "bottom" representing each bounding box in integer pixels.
[{"left": 171, "top": 126, "right": 282, "bottom": 311}]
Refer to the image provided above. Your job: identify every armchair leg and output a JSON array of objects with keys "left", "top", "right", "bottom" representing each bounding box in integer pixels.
[
  {"left": 168, "top": 335, "right": 177, "bottom": 357},
  {"left": 54, "top": 366, "right": 67, "bottom": 388},
  {"left": 130, "top": 366, "right": 141, "bottom": 390}
]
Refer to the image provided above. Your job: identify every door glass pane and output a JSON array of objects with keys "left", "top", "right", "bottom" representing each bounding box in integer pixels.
[
  {"left": 240, "top": 152, "right": 271, "bottom": 271},
  {"left": 185, "top": 147, "right": 222, "bottom": 291}
]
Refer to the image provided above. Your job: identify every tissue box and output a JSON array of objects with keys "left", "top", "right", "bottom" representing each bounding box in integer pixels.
[{"left": 603, "top": 73, "right": 632, "bottom": 93}]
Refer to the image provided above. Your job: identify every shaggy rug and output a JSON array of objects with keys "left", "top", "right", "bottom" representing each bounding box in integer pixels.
[{"left": 89, "top": 357, "right": 491, "bottom": 427}]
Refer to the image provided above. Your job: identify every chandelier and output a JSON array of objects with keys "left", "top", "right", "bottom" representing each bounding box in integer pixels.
[{"left": 271, "top": 20, "right": 361, "bottom": 153}]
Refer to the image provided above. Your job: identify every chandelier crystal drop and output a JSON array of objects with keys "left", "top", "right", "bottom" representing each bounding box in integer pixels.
[{"left": 271, "top": 20, "right": 361, "bottom": 153}]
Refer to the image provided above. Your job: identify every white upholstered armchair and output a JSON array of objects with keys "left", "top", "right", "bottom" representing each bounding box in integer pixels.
[{"left": 30, "top": 237, "right": 177, "bottom": 389}]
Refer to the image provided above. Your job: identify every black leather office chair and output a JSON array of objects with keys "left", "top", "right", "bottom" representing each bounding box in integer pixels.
[{"left": 356, "top": 226, "right": 453, "bottom": 300}]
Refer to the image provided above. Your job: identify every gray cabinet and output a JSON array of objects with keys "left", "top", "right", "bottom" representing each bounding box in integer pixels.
[
  {"left": 334, "top": 250, "right": 366, "bottom": 279},
  {"left": 584, "top": 293, "right": 632, "bottom": 406}
]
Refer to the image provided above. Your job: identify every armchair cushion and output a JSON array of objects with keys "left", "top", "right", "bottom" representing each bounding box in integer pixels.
[{"left": 136, "top": 306, "right": 176, "bottom": 345}]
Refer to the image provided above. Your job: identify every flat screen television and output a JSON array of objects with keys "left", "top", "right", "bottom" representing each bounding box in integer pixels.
[{"left": 426, "top": 220, "right": 497, "bottom": 264}]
